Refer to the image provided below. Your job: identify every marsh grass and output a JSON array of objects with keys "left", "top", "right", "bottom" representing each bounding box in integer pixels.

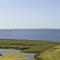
[
  {"left": 0, "top": 39, "right": 58, "bottom": 60},
  {"left": 0, "top": 53, "right": 28, "bottom": 60},
  {"left": 38, "top": 45, "right": 60, "bottom": 60}
]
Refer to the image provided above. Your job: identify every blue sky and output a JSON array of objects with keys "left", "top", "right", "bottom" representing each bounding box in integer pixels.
[{"left": 0, "top": 0, "right": 60, "bottom": 29}]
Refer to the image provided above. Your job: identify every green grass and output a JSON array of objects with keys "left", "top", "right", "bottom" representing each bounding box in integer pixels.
[
  {"left": 0, "top": 39, "right": 57, "bottom": 53},
  {"left": 38, "top": 45, "right": 60, "bottom": 60},
  {"left": 0, "top": 39, "right": 58, "bottom": 60},
  {"left": 0, "top": 53, "right": 29, "bottom": 60}
]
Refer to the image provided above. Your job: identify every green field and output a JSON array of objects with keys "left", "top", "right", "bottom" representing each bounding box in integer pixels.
[
  {"left": 0, "top": 39, "right": 59, "bottom": 60},
  {"left": 0, "top": 53, "right": 28, "bottom": 60},
  {"left": 38, "top": 45, "right": 60, "bottom": 60},
  {"left": 0, "top": 39, "right": 57, "bottom": 53}
]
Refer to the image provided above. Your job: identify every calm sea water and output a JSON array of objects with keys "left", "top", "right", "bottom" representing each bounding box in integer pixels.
[{"left": 0, "top": 29, "right": 60, "bottom": 41}]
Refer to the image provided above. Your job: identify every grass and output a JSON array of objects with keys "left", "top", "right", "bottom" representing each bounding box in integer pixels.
[
  {"left": 0, "top": 53, "right": 28, "bottom": 60},
  {"left": 0, "top": 39, "right": 57, "bottom": 53},
  {"left": 0, "top": 39, "right": 59, "bottom": 60},
  {"left": 38, "top": 45, "right": 60, "bottom": 60}
]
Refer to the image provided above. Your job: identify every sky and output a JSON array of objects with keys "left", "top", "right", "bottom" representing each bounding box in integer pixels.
[{"left": 0, "top": 0, "right": 60, "bottom": 29}]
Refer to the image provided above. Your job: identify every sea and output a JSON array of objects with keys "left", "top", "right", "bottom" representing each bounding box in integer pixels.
[{"left": 0, "top": 29, "right": 60, "bottom": 41}]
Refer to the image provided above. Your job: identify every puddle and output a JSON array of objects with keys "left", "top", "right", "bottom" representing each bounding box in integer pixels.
[
  {"left": 0, "top": 49, "right": 34, "bottom": 60},
  {"left": 0, "top": 49, "right": 20, "bottom": 55},
  {"left": 26, "top": 53, "right": 34, "bottom": 60}
]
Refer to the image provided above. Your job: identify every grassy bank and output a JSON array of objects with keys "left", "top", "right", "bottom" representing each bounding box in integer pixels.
[
  {"left": 0, "top": 39, "right": 59, "bottom": 60},
  {"left": 0, "top": 39, "right": 57, "bottom": 53},
  {"left": 38, "top": 45, "right": 60, "bottom": 60},
  {"left": 0, "top": 53, "right": 28, "bottom": 60}
]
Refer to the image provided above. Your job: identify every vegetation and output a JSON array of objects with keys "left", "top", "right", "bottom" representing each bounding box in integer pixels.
[
  {"left": 0, "top": 39, "right": 59, "bottom": 60},
  {"left": 38, "top": 45, "right": 60, "bottom": 60},
  {"left": 0, "top": 39, "right": 57, "bottom": 53},
  {"left": 0, "top": 53, "right": 28, "bottom": 60}
]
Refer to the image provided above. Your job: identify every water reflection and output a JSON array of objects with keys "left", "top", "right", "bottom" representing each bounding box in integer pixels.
[
  {"left": 0, "top": 49, "right": 20, "bottom": 55},
  {"left": 26, "top": 53, "right": 34, "bottom": 60},
  {"left": 0, "top": 49, "right": 34, "bottom": 60}
]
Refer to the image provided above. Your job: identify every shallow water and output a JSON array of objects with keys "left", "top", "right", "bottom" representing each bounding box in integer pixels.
[
  {"left": 0, "top": 49, "right": 20, "bottom": 55},
  {"left": 0, "top": 49, "right": 34, "bottom": 60},
  {"left": 26, "top": 53, "right": 34, "bottom": 60}
]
